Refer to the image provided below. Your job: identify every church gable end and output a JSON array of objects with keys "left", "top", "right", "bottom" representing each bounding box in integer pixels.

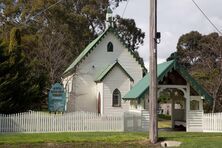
[{"left": 63, "top": 27, "right": 145, "bottom": 77}]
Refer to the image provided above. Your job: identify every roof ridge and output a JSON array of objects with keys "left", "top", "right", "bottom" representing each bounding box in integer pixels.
[
  {"left": 123, "top": 60, "right": 212, "bottom": 101},
  {"left": 63, "top": 27, "right": 146, "bottom": 76}
]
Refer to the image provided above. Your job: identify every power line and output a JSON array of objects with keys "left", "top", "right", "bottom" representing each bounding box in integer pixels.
[
  {"left": 122, "top": 0, "right": 130, "bottom": 17},
  {"left": 26, "top": 0, "right": 62, "bottom": 23},
  {"left": 191, "top": 0, "right": 222, "bottom": 36}
]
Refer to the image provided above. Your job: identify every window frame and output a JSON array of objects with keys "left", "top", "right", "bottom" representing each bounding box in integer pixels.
[
  {"left": 107, "top": 42, "right": 113, "bottom": 52},
  {"left": 112, "top": 89, "right": 121, "bottom": 107}
]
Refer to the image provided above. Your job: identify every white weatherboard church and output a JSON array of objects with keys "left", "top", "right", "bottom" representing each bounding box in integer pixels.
[
  {"left": 62, "top": 9, "right": 213, "bottom": 132},
  {"left": 62, "top": 9, "right": 145, "bottom": 114}
]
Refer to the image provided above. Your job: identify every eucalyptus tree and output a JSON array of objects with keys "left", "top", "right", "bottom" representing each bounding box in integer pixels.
[
  {"left": 170, "top": 31, "right": 222, "bottom": 112},
  {"left": 0, "top": 0, "right": 146, "bottom": 110}
]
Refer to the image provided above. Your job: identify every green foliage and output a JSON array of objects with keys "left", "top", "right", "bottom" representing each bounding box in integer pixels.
[
  {"left": 0, "top": 0, "right": 145, "bottom": 111},
  {"left": 158, "top": 90, "right": 171, "bottom": 103},
  {"left": 158, "top": 114, "right": 171, "bottom": 120},
  {"left": 114, "top": 15, "right": 145, "bottom": 51},
  {"left": 0, "top": 28, "right": 46, "bottom": 114},
  {"left": 170, "top": 31, "right": 222, "bottom": 112},
  {"left": 176, "top": 31, "right": 202, "bottom": 68},
  {"left": 167, "top": 52, "right": 178, "bottom": 61},
  {"left": 9, "top": 28, "right": 21, "bottom": 53}
]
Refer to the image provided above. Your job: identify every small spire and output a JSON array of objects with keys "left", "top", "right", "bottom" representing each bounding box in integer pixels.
[
  {"left": 107, "top": 7, "right": 113, "bottom": 14},
  {"left": 106, "top": 7, "right": 113, "bottom": 28}
]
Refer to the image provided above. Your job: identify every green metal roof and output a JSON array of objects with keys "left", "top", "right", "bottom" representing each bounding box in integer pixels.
[
  {"left": 123, "top": 60, "right": 213, "bottom": 102},
  {"left": 63, "top": 29, "right": 108, "bottom": 75},
  {"left": 63, "top": 27, "right": 146, "bottom": 76},
  {"left": 95, "top": 61, "right": 134, "bottom": 83}
]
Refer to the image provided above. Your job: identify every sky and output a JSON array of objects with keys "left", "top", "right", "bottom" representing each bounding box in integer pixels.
[{"left": 114, "top": 0, "right": 222, "bottom": 68}]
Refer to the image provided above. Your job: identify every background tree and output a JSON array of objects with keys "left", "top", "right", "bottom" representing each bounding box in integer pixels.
[
  {"left": 113, "top": 15, "right": 145, "bottom": 51},
  {"left": 0, "top": 0, "right": 145, "bottom": 83},
  {"left": 169, "top": 31, "right": 222, "bottom": 112},
  {"left": 0, "top": 0, "right": 145, "bottom": 111},
  {"left": 0, "top": 28, "right": 46, "bottom": 113}
]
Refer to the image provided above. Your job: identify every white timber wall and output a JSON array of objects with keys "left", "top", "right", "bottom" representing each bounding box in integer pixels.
[
  {"left": 103, "top": 66, "right": 131, "bottom": 114},
  {"left": 187, "top": 96, "right": 204, "bottom": 132},
  {"left": 0, "top": 111, "right": 149, "bottom": 133},
  {"left": 66, "top": 32, "right": 143, "bottom": 112},
  {"left": 62, "top": 75, "right": 73, "bottom": 111},
  {"left": 187, "top": 111, "right": 203, "bottom": 132}
]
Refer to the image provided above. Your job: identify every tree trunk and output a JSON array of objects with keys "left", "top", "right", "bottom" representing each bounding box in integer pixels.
[{"left": 212, "top": 93, "right": 217, "bottom": 113}]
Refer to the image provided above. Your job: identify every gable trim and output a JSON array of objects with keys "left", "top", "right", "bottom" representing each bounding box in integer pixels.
[
  {"left": 95, "top": 61, "right": 134, "bottom": 83},
  {"left": 123, "top": 60, "right": 213, "bottom": 102},
  {"left": 63, "top": 27, "right": 146, "bottom": 77}
]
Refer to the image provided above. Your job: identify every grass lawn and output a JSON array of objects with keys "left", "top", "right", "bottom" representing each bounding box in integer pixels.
[
  {"left": 158, "top": 120, "right": 171, "bottom": 128},
  {"left": 158, "top": 114, "right": 171, "bottom": 128},
  {"left": 1, "top": 132, "right": 222, "bottom": 147}
]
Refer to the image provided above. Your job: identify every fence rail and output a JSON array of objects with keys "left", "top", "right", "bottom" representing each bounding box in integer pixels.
[
  {"left": 2, "top": 111, "right": 222, "bottom": 133},
  {"left": 203, "top": 112, "right": 222, "bottom": 132},
  {"left": 0, "top": 111, "right": 124, "bottom": 133},
  {"left": 0, "top": 111, "right": 149, "bottom": 133}
]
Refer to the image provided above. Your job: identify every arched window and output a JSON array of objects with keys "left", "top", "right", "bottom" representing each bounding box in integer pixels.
[
  {"left": 107, "top": 42, "right": 113, "bottom": 52},
  {"left": 112, "top": 89, "right": 121, "bottom": 107}
]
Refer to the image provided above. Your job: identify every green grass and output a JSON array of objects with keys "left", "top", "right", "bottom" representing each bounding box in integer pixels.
[
  {"left": 160, "top": 132, "right": 222, "bottom": 148},
  {"left": 158, "top": 114, "right": 172, "bottom": 128},
  {"left": 1, "top": 132, "right": 222, "bottom": 148},
  {"left": 158, "top": 120, "right": 171, "bottom": 128},
  {"left": 0, "top": 132, "right": 146, "bottom": 144}
]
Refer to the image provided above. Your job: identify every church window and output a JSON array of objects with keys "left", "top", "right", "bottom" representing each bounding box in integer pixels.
[
  {"left": 107, "top": 42, "right": 113, "bottom": 52},
  {"left": 112, "top": 89, "right": 121, "bottom": 107}
]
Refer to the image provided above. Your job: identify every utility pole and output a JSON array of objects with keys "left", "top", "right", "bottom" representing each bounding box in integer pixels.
[{"left": 149, "top": 0, "right": 158, "bottom": 144}]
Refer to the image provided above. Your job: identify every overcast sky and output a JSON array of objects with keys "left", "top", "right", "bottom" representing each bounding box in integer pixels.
[{"left": 114, "top": 0, "right": 222, "bottom": 68}]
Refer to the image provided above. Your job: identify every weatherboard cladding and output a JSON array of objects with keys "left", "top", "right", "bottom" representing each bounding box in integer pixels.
[
  {"left": 63, "top": 27, "right": 146, "bottom": 76},
  {"left": 102, "top": 65, "right": 131, "bottom": 114},
  {"left": 123, "top": 60, "right": 213, "bottom": 101},
  {"left": 95, "top": 61, "right": 134, "bottom": 83},
  {"left": 64, "top": 30, "right": 143, "bottom": 112}
]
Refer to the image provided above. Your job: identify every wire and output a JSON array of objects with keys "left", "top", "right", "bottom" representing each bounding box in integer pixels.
[
  {"left": 122, "top": 0, "right": 130, "bottom": 17},
  {"left": 191, "top": 0, "right": 222, "bottom": 36},
  {"left": 26, "top": 0, "right": 62, "bottom": 23}
]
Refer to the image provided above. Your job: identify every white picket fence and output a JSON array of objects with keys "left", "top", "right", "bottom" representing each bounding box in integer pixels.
[
  {"left": 203, "top": 112, "right": 222, "bottom": 132},
  {"left": 0, "top": 111, "right": 149, "bottom": 133},
  {"left": 0, "top": 111, "right": 124, "bottom": 133},
  {"left": 2, "top": 111, "right": 222, "bottom": 133},
  {"left": 124, "top": 110, "right": 149, "bottom": 132}
]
